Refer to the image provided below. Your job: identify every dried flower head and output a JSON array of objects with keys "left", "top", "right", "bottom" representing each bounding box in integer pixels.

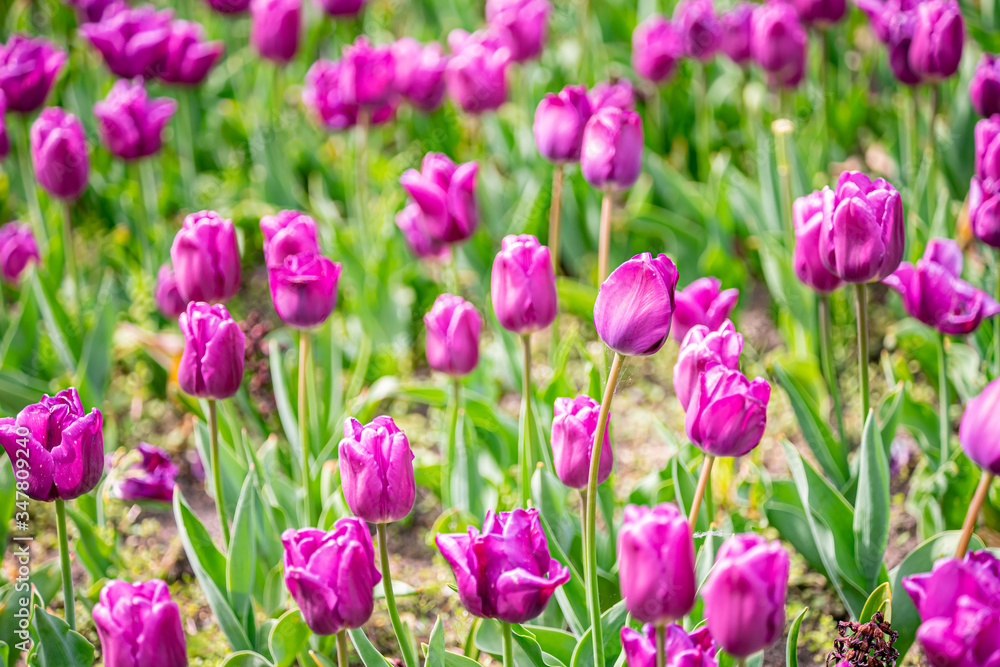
[{"left": 826, "top": 611, "right": 899, "bottom": 667}]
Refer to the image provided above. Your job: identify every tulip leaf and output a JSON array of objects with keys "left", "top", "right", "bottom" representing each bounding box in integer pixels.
[
  {"left": 785, "top": 607, "right": 808, "bottom": 667},
  {"left": 64, "top": 506, "right": 116, "bottom": 581},
  {"left": 268, "top": 339, "right": 300, "bottom": 452},
  {"left": 269, "top": 609, "right": 310, "bottom": 667},
  {"left": 30, "top": 274, "right": 79, "bottom": 376},
  {"left": 425, "top": 616, "right": 447, "bottom": 667},
  {"left": 568, "top": 600, "right": 628, "bottom": 667},
  {"left": 221, "top": 651, "right": 275, "bottom": 667},
  {"left": 859, "top": 582, "right": 892, "bottom": 625},
  {"left": 348, "top": 627, "right": 392, "bottom": 667},
  {"left": 853, "top": 411, "right": 891, "bottom": 590},
  {"left": 0, "top": 640, "right": 8, "bottom": 665},
  {"left": 522, "top": 626, "right": 577, "bottom": 667},
  {"left": 228, "top": 474, "right": 259, "bottom": 630},
  {"left": 25, "top": 605, "right": 95, "bottom": 667},
  {"left": 309, "top": 651, "right": 336, "bottom": 667}
]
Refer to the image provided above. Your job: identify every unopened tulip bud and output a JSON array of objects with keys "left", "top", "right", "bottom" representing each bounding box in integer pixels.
[
  {"left": 490, "top": 234, "right": 557, "bottom": 335},
  {"left": 594, "top": 253, "right": 678, "bottom": 356},
  {"left": 685, "top": 365, "right": 770, "bottom": 457},
  {"left": 31, "top": 107, "right": 89, "bottom": 200},
  {"left": 581, "top": 107, "right": 644, "bottom": 190},
  {"left": 0, "top": 35, "right": 66, "bottom": 113},
  {"left": 671, "top": 277, "right": 739, "bottom": 342},
  {"left": 424, "top": 294, "right": 482, "bottom": 376},
  {"left": 338, "top": 416, "right": 416, "bottom": 523},
  {"left": 632, "top": 15, "right": 683, "bottom": 84},
  {"left": 93, "top": 580, "right": 186, "bottom": 667},
  {"left": 551, "top": 395, "right": 613, "bottom": 489},
  {"left": 177, "top": 302, "right": 246, "bottom": 400}
]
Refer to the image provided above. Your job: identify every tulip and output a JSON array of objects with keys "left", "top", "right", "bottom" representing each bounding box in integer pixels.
[
  {"left": 792, "top": 0, "right": 846, "bottom": 25},
  {"left": 282, "top": 520, "right": 381, "bottom": 635},
  {"left": 93, "top": 580, "right": 186, "bottom": 667},
  {"left": 395, "top": 204, "right": 451, "bottom": 261},
  {"left": 0, "top": 387, "right": 104, "bottom": 502},
  {"left": 80, "top": 4, "right": 173, "bottom": 79},
  {"left": 720, "top": 3, "right": 754, "bottom": 64},
  {"left": 594, "top": 253, "right": 679, "bottom": 357},
  {"left": 751, "top": 1, "right": 807, "bottom": 88},
  {"left": 792, "top": 187, "right": 845, "bottom": 294},
  {"left": 971, "top": 55, "right": 1000, "bottom": 118},
  {"left": 550, "top": 396, "right": 613, "bottom": 489},
  {"left": 31, "top": 107, "right": 89, "bottom": 201},
  {"left": 314, "top": 0, "right": 366, "bottom": 15},
  {"left": 303, "top": 58, "right": 397, "bottom": 130},
  {"left": 909, "top": 0, "right": 963, "bottom": 81},
  {"left": 702, "top": 533, "right": 789, "bottom": 658},
  {"left": 110, "top": 443, "right": 178, "bottom": 503},
  {"left": 855, "top": 0, "right": 923, "bottom": 85},
  {"left": 250, "top": 0, "right": 300, "bottom": 64},
  {"left": 632, "top": 15, "right": 684, "bottom": 84},
  {"left": 674, "top": 0, "right": 722, "bottom": 61},
  {"left": 0, "top": 36, "right": 66, "bottom": 113},
  {"left": 491, "top": 234, "right": 557, "bottom": 335},
  {"left": 0, "top": 221, "right": 40, "bottom": 285},
  {"left": 260, "top": 209, "right": 320, "bottom": 269},
  {"left": 392, "top": 38, "right": 447, "bottom": 111},
  {"left": 960, "top": 378, "right": 1000, "bottom": 475},
  {"left": 94, "top": 79, "right": 177, "bottom": 160},
  {"left": 671, "top": 277, "right": 739, "bottom": 343},
  {"left": 154, "top": 264, "right": 186, "bottom": 318},
  {"left": 581, "top": 107, "right": 644, "bottom": 191},
  {"left": 424, "top": 294, "right": 482, "bottom": 376},
  {"left": 436, "top": 508, "right": 570, "bottom": 623},
  {"left": 268, "top": 252, "right": 341, "bottom": 329},
  {"left": 177, "top": 302, "right": 246, "bottom": 400},
  {"left": 618, "top": 503, "right": 696, "bottom": 624},
  {"left": 975, "top": 115, "right": 1000, "bottom": 185},
  {"left": 588, "top": 79, "right": 635, "bottom": 112},
  {"left": 686, "top": 364, "right": 770, "bottom": 458},
  {"left": 533, "top": 85, "right": 592, "bottom": 163},
  {"left": 445, "top": 29, "right": 512, "bottom": 113},
  {"left": 340, "top": 37, "right": 396, "bottom": 109},
  {"left": 970, "top": 176, "right": 1000, "bottom": 248},
  {"left": 485, "top": 0, "right": 551, "bottom": 63},
  {"left": 400, "top": 153, "right": 479, "bottom": 244},
  {"left": 155, "top": 20, "right": 225, "bottom": 85},
  {"left": 620, "top": 624, "right": 716, "bottom": 667},
  {"left": 203, "top": 0, "right": 251, "bottom": 13},
  {"left": 170, "top": 210, "right": 241, "bottom": 303},
  {"left": 338, "top": 416, "right": 416, "bottom": 524},
  {"left": 0, "top": 93, "right": 7, "bottom": 160},
  {"left": 64, "top": 0, "right": 117, "bottom": 23},
  {"left": 673, "top": 320, "right": 743, "bottom": 410}
]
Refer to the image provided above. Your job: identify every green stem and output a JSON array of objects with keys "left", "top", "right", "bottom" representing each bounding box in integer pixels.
[
  {"left": 209, "top": 399, "right": 230, "bottom": 549},
  {"left": 299, "top": 333, "right": 314, "bottom": 525},
  {"left": 336, "top": 630, "right": 349, "bottom": 667},
  {"left": 937, "top": 332, "right": 949, "bottom": 463},
  {"left": 62, "top": 200, "right": 77, "bottom": 296},
  {"left": 442, "top": 378, "right": 461, "bottom": 508},
  {"left": 773, "top": 118, "right": 795, "bottom": 249},
  {"left": 821, "top": 28, "right": 834, "bottom": 165},
  {"left": 520, "top": 334, "right": 535, "bottom": 506},
  {"left": 855, "top": 284, "right": 870, "bottom": 419},
  {"left": 819, "top": 295, "right": 846, "bottom": 440},
  {"left": 688, "top": 455, "right": 715, "bottom": 528},
  {"left": 178, "top": 88, "right": 198, "bottom": 200},
  {"left": 356, "top": 107, "right": 370, "bottom": 233},
  {"left": 655, "top": 623, "right": 666, "bottom": 667},
  {"left": 579, "top": 490, "right": 587, "bottom": 561},
  {"left": 138, "top": 158, "right": 158, "bottom": 272},
  {"left": 956, "top": 471, "right": 995, "bottom": 558},
  {"left": 377, "top": 523, "right": 418, "bottom": 667},
  {"left": 598, "top": 190, "right": 613, "bottom": 285},
  {"left": 17, "top": 115, "right": 47, "bottom": 250},
  {"left": 55, "top": 499, "right": 75, "bottom": 631},
  {"left": 697, "top": 64, "right": 710, "bottom": 182},
  {"left": 502, "top": 621, "right": 515, "bottom": 667},
  {"left": 928, "top": 85, "right": 940, "bottom": 236}
]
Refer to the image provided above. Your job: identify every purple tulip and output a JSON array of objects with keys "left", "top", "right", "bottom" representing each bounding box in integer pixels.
[
  {"left": 93, "top": 580, "right": 186, "bottom": 667},
  {"left": 751, "top": 1, "right": 807, "bottom": 88},
  {"left": 0, "top": 93, "right": 7, "bottom": 161},
  {"left": 268, "top": 252, "right": 341, "bottom": 329},
  {"left": 819, "top": 171, "right": 905, "bottom": 284},
  {"left": 976, "top": 115, "right": 1000, "bottom": 185},
  {"left": 960, "top": 378, "right": 1000, "bottom": 475},
  {"left": 0, "top": 36, "right": 66, "bottom": 114},
  {"left": 63, "top": 0, "right": 117, "bottom": 23},
  {"left": 621, "top": 624, "right": 717, "bottom": 667},
  {"left": 303, "top": 58, "right": 397, "bottom": 130},
  {"left": 155, "top": 20, "right": 225, "bottom": 85},
  {"left": 203, "top": 0, "right": 251, "bottom": 13},
  {"left": 674, "top": 0, "right": 722, "bottom": 61},
  {"left": 31, "top": 107, "right": 89, "bottom": 201},
  {"left": 491, "top": 234, "right": 558, "bottom": 335},
  {"left": 94, "top": 79, "right": 177, "bottom": 160},
  {"left": 392, "top": 38, "right": 448, "bottom": 111},
  {"left": 400, "top": 153, "right": 479, "bottom": 245},
  {"left": 632, "top": 15, "right": 684, "bottom": 84},
  {"left": 314, "top": 0, "right": 366, "bottom": 16},
  {"left": 282, "top": 520, "right": 381, "bottom": 635},
  {"left": 550, "top": 395, "right": 613, "bottom": 489},
  {"left": 588, "top": 79, "right": 635, "bottom": 112},
  {"left": 170, "top": 210, "right": 241, "bottom": 303},
  {"left": 909, "top": 0, "right": 963, "bottom": 81},
  {"left": 0, "top": 388, "right": 104, "bottom": 502},
  {"left": 671, "top": 277, "right": 739, "bottom": 343},
  {"left": 340, "top": 37, "right": 396, "bottom": 109},
  {"left": 80, "top": 4, "right": 173, "bottom": 79},
  {"left": 533, "top": 85, "right": 592, "bottom": 163},
  {"left": 594, "top": 253, "right": 679, "bottom": 356},
  {"left": 260, "top": 210, "right": 320, "bottom": 269},
  {"left": 110, "top": 443, "right": 178, "bottom": 503},
  {"left": 792, "top": 0, "right": 846, "bottom": 25},
  {"left": 902, "top": 551, "right": 1000, "bottom": 667},
  {"left": 154, "top": 264, "right": 187, "bottom": 318},
  {"left": 436, "top": 508, "right": 570, "bottom": 623},
  {"left": 0, "top": 221, "right": 40, "bottom": 285},
  {"left": 618, "top": 503, "right": 697, "bottom": 624},
  {"left": 720, "top": 4, "right": 754, "bottom": 64},
  {"left": 396, "top": 205, "right": 452, "bottom": 261},
  {"left": 177, "top": 302, "right": 246, "bottom": 400},
  {"left": 424, "top": 294, "right": 482, "bottom": 376},
  {"left": 581, "top": 107, "right": 644, "bottom": 190},
  {"left": 685, "top": 365, "right": 770, "bottom": 457},
  {"left": 250, "top": 0, "right": 300, "bottom": 64},
  {"left": 792, "top": 187, "right": 845, "bottom": 294},
  {"left": 485, "top": 0, "right": 551, "bottom": 63},
  {"left": 855, "top": 0, "right": 924, "bottom": 85},
  {"left": 970, "top": 176, "right": 1000, "bottom": 249},
  {"left": 445, "top": 29, "right": 512, "bottom": 114},
  {"left": 673, "top": 319, "right": 743, "bottom": 410},
  {"left": 971, "top": 55, "right": 1000, "bottom": 118},
  {"left": 338, "top": 416, "right": 416, "bottom": 524}
]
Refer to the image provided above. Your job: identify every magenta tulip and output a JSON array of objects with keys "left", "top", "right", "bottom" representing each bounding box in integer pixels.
[
  {"left": 314, "top": 0, "right": 366, "bottom": 16},
  {"left": 0, "top": 35, "right": 66, "bottom": 113},
  {"left": 155, "top": 20, "right": 225, "bottom": 85},
  {"left": 971, "top": 176, "right": 1000, "bottom": 249},
  {"left": 621, "top": 624, "right": 717, "bottom": 667},
  {"left": 260, "top": 209, "right": 320, "bottom": 269},
  {"left": 793, "top": 187, "right": 845, "bottom": 294},
  {"left": 960, "top": 378, "right": 1000, "bottom": 476},
  {"left": 250, "top": 0, "right": 300, "bottom": 64},
  {"left": 751, "top": 1, "right": 807, "bottom": 88},
  {"left": 340, "top": 37, "right": 396, "bottom": 109},
  {"left": 268, "top": 253, "right": 341, "bottom": 329},
  {"left": 581, "top": 107, "right": 644, "bottom": 190},
  {"left": 170, "top": 210, "right": 241, "bottom": 303},
  {"left": 392, "top": 38, "right": 447, "bottom": 111},
  {"left": 551, "top": 395, "right": 613, "bottom": 489},
  {"left": 396, "top": 204, "right": 452, "bottom": 261},
  {"left": 632, "top": 15, "right": 684, "bottom": 84},
  {"left": 976, "top": 115, "right": 1000, "bottom": 185},
  {"left": 594, "top": 253, "right": 679, "bottom": 356},
  {"left": 424, "top": 294, "right": 482, "bottom": 376},
  {"left": 588, "top": 80, "right": 635, "bottom": 113},
  {"left": 94, "top": 78, "right": 177, "bottom": 160},
  {"left": 177, "top": 302, "right": 246, "bottom": 400},
  {"left": 685, "top": 365, "right": 770, "bottom": 457},
  {"left": 80, "top": 4, "right": 173, "bottom": 79},
  {"left": 338, "top": 416, "right": 416, "bottom": 523},
  {"left": 399, "top": 153, "right": 479, "bottom": 244},
  {"left": 0, "top": 221, "right": 40, "bottom": 285},
  {"left": 445, "top": 29, "right": 512, "bottom": 113},
  {"left": 93, "top": 580, "right": 186, "bottom": 667},
  {"left": 720, "top": 3, "right": 754, "bottom": 64},
  {"left": 792, "top": 0, "right": 846, "bottom": 25},
  {"left": 674, "top": 0, "right": 722, "bottom": 61},
  {"left": 203, "top": 0, "right": 251, "bottom": 13},
  {"left": 485, "top": 0, "right": 550, "bottom": 62},
  {"left": 490, "top": 234, "right": 557, "bottom": 335},
  {"left": 303, "top": 58, "right": 397, "bottom": 130},
  {"left": 0, "top": 93, "right": 7, "bottom": 160},
  {"left": 31, "top": 107, "right": 89, "bottom": 200},
  {"left": 671, "top": 277, "right": 739, "bottom": 343},
  {"left": 673, "top": 319, "right": 744, "bottom": 410},
  {"left": 971, "top": 55, "right": 1000, "bottom": 118},
  {"left": 909, "top": 0, "right": 963, "bottom": 81},
  {"left": 110, "top": 443, "right": 178, "bottom": 503},
  {"left": 154, "top": 264, "right": 186, "bottom": 318},
  {"left": 63, "top": 0, "right": 117, "bottom": 23},
  {"left": 533, "top": 85, "right": 592, "bottom": 163}
]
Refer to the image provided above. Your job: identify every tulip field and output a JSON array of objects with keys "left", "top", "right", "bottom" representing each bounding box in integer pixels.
[{"left": 5, "top": 0, "right": 1000, "bottom": 664}]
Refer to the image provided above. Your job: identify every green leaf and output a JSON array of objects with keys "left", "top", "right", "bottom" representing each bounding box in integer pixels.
[
  {"left": 859, "top": 582, "right": 892, "bottom": 625},
  {"left": 221, "top": 651, "right": 275, "bottom": 667},
  {"left": 511, "top": 626, "right": 551, "bottom": 667},
  {"left": 348, "top": 627, "right": 391, "bottom": 667},
  {"left": 522, "top": 626, "right": 576, "bottom": 666},
  {"left": 269, "top": 609, "right": 310, "bottom": 667},
  {"left": 569, "top": 600, "right": 629, "bottom": 667},
  {"left": 269, "top": 338, "right": 300, "bottom": 451},
  {"left": 26, "top": 605, "right": 95, "bottom": 667},
  {"left": 0, "top": 640, "right": 8, "bottom": 665},
  {"left": 785, "top": 607, "right": 808, "bottom": 667},
  {"left": 426, "top": 616, "right": 447, "bottom": 667},
  {"left": 854, "top": 411, "right": 891, "bottom": 590},
  {"left": 878, "top": 384, "right": 905, "bottom": 457},
  {"left": 309, "top": 652, "right": 336, "bottom": 667},
  {"left": 64, "top": 506, "right": 116, "bottom": 581},
  {"left": 228, "top": 475, "right": 259, "bottom": 628}
]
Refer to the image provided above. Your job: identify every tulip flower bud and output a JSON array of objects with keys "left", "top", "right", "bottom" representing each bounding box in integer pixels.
[
  {"left": 618, "top": 503, "right": 696, "bottom": 624},
  {"left": 751, "top": 1, "right": 807, "bottom": 88},
  {"left": 854, "top": 0, "right": 923, "bottom": 85},
  {"left": 282, "top": 520, "right": 381, "bottom": 635},
  {"left": 533, "top": 85, "right": 592, "bottom": 163},
  {"left": 0, "top": 221, "right": 40, "bottom": 285},
  {"left": 909, "top": 0, "right": 963, "bottom": 81},
  {"left": 268, "top": 252, "right": 341, "bottom": 329},
  {"left": 793, "top": 187, "right": 844, "bottom": 294},
  {"left": 93, "top": 580, "right": 187, "bottom": 667},
  {"left": 64, "top": 0, "right": 117, "bottom": 24},
  {"left": 392, "top": 38, "right": 447, "bottom": 112},
  {"left": 550, "top": 395, "right": 613, "bottom": 489},
  {"left": 594, "top": 253, "right": 679, "bottom": 357},
  {"left": 673, "top": 319, "right": 743, "bottom": 410},
  {"left": 581, "top": 108, "right": 644, "bottom": 191},
  {"left": 0, "top": 387, "right": 104, "bottom": 501},
  {"left": 791, "top": 0, "right": 846, "bottom": 25},
  {"left": 177, "top": 302, "right": 246, "bottom": 400},
  {"left": 314, "top": 0, "right": 366, "bottom": 16},
  {"left": 971, "top": 55, "right": 1000, "bottom": 118},
  {"left": 674, "top": 0, "right": 722, "bottom": 61},
  {"left": 588, "top": 80, "right": 635, "bottom": 113},
  {"left": 436, "top": 508, "right": 570, "bottom": 623},
  {"left": 960, "top": 378, "right": 1000, "bottom": 475},
  {"left": 720, "top": 4, "right": 753, "bottom": 64},
  {"left": 485, "top": 0, "right": 551, "bottom": 62},
  {"left": 110, "top": 443, "right": 178, "bottom": 503},
  {"left": 94, "top": 79, "right": 177, "bottom": 160},
  {"left": 445, "top": 29, "right": 512, "bottom": 114},
  {"left": 396, "top": 204, "right": 452, "bottom": 261},
  {"left": 260, "top": 209, "right": 320, "bottom": 269},
  {"left": 970, "top": 176, "right": 1000, "bottom": 248},
  {"left": 671, "top": 277, "right": 739, "bottom": 343},
  {"left": 632, "top": 15, "right": 684, "bottom": 84},
  {"left": 338, "top": 416, "right": 416, "bottom": 523},
  {"left": 0, "top": 36, "right": 66, "bottom": 113},
  {"left": 702, "top": 534, "right": 789, "bottom": 658},
  {"left": 303, "top": 59, "right": 397, "bottom": 130},
  {"left": 621, "top": 624, "right": 717, "bottom": 667},
  {"left": 31, "top": 107, "right": 89, "bottom": 201},
  {"left": 685, "top": 365, "right": 770, "bottom": 457},
  {"left": 340, "top": 37, "right": 396, "bottom": 109},
  {"left": 170, "top": 210, "right": 241, "bottom": 303},
  {"left": 154, "top": 264, "right": 186, "bottom": 318},
  {"left": 491, "top": 234, "right": 558, "bottom": 335},
  {"left": 424, "top": 294, "right": 482, "bottom": 376},
  {"left": 155, "top": 20, "right": 225, "bottom": 85},
  {"left": 976, "top": 115, "right": 1000, "bottom": 185},
  {"left": 819, "top": 171, "right": 904, "bottom": 283},
  {"left": 250, "top": 0, "right": 300, "bottom": 64},
  {"left": 203, "top": 0, "right": 251, "bottom": 13},
  {"left": 400, "top": 153, "right": 479, "bottom": 245},
  {"left": 80, "top": 4, "right": 173, "bottom": 79}
]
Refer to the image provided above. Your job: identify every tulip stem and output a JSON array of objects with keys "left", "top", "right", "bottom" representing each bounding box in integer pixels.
[
  {"left": 376, "top": 523, "right": 418, "bottom": 667},
  {"left": 520, "top": 334, "right": 535, "bottom": 506},
  {"left": 208, "top": 399, "right": 230, "bottom": 549},
  {"left": 688, "top": 454, "right": 715, "bottom": 528},
  {"left": 773, "top": 118, "right": 795, "bottom": 250},
  {"left": 818, "top": 295, "right": 846, "bottom": 441},
  {"left": 697, "top": 64, "right": 710, "bottom": 182},
  {"left": 356, "top": 107, "right": 370, "bottom": 233},
  {"left": 956, "top": 471, "right": 995, "bottom": 559},
  {"left": 855, "top": 284, "right": 870, "bottom": 419},
  {"left": 579, "top": 490, "right": 588, "bottom": 560},
  {"left": 62, "top": 200, "right": 77, "bottom": 297},
  {"left": 336, "top": 630, "right": 349, "bottom": 667},
  {"left": 549, "top": 165, "right": 564, "bottom": 275},
  {"left": 16, "top": 115, "right": 47, "bottom": 250},
  {"left": 937, "top": 333, "right": 949, "bottom": 463},
  {"left": 442, "top": 377, "right": 461, "bottom": 510},
  {"left": 585, "top": 352, "right": 625, "bottom": 667},
  {"left": 501, "top": 621, "right": 515, "bottom": 667},
  {"left": 178, "top": 88, "right": 198, "bottom": 199},
  {"left": 138, "top": 158, "right": 158, "bottom": 274},
  {"left": 655, "top": 622, "right": 666, "bottom": 667},
  {"left": 598, "top": 190, "right": 613, "bottom": 285},
  {"left": 299, "top": 333, "right": 315, "bottom": 526},
  {"left": 54, "top": 499, "right": 75, "bottom": 631}
]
